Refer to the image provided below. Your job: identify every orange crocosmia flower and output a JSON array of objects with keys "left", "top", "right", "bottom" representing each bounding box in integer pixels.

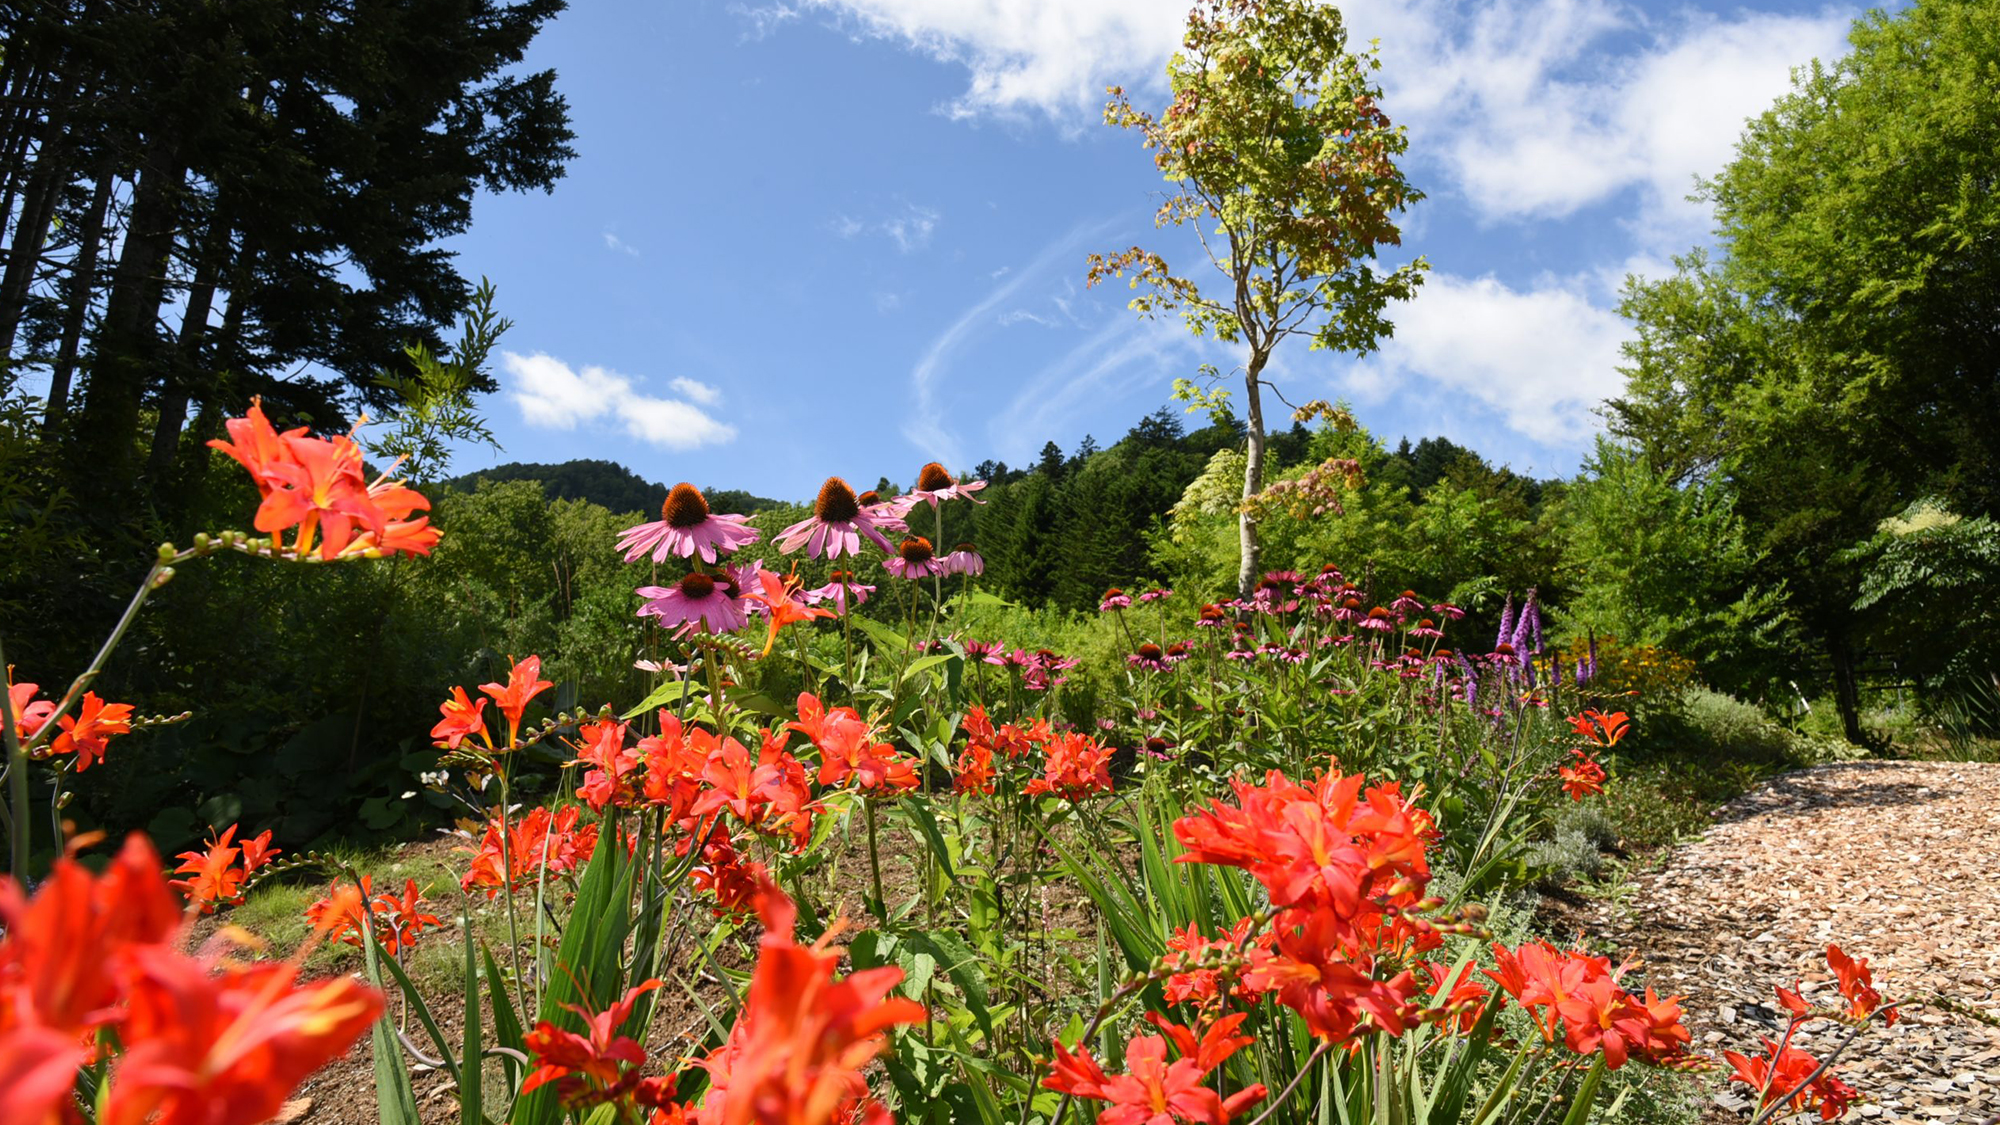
[
  {"left": 1558, "top": 751, "right": 1607, "bottom": 801},
  {"left": 952, "top": 740, "right": 995, "bottom": 796},
  {"left": 570, "top": 720, "right": 642, "bottom": 812},
  {"left": 1419, "top": 962, "right": 1494, "bottom": 1035},
  {"left": 694, "top": 875, "right": 924, "bottom": 1125},
  {"left": 1826, "top": 944, "right": 1895, "bottom": 1024},
  {"left": 1025, "top": 732, "right": 1114, "bottom": 801},
  {"left": 305, "top": 877, "right": 441, "bottom": 956},
  {"left": 1043, "top": 1011, "right": 1269, "bottom": 1125},
  {"left": 522, "top": 979, "right": 663, "bottom": 1107},
  {"left": 815, "top": 718, "right": 918, "bottom": 796},
  {"left": 1567, "top": 709, "right": 1631, "bottom": 748},
  {"left": 691, "top": 831, "right": 766, "bottom": 919},
  {"left": 690, "top": 730, "right": 819, "bottom": 848},
  {"left": 238, "top": 829, "right": 281, "bottom": 875},
  {"left": 209, "top": 398, "right": 441, "bottom": 562},
  {"left": 745, "top": 569, "right": 832, "bottom": 656},
  {"left": 50, "top": 691, "right": 134, "bottom": 771},
  {"left": 1243, "top": 908, "right": 1423, "bottom": 1044},
  {"left": 172, "top": 824, "right": 258, "bottom": 914},
  {"left": 100, "top": 947, "right": 383, "bottom": 1125},
  {"left": 0, "top": 1025, "right": 91, "bottom": 1125},
  {"left": 1723, "top": 1038, "right": 1859, "bottom": 1121},
  {"left": 1164, "top": 918, "right": 1274, "bottom": 1010},
  {"left": 639, "top": 713, "right": 706, "bottom": 825},
  {"left": 6, "top": 674, "right": 55, "bottom": 741},
  {"left": 962, "top": 704, "right": 996, "bottom": 746},
  {"left": 0, "top": 834, "right": 181, "bottom": 1036},
  {"left": 480, "top": 654, "right": 554, "bottom": 743},
  {"left": 431, "top": 686, "right": 488, "bottom": 749},
  {"left": 459, "top": 806, "right": 599, "bottom": 898}
]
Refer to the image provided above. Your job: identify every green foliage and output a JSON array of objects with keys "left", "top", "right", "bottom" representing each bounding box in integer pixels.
[{"left": 368, "top": 278, "right": 511, "bottom": 484}]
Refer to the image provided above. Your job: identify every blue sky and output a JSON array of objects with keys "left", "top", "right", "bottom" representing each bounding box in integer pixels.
[{"left": 441, "top": 0, "right": 1867, "bottom": 499}]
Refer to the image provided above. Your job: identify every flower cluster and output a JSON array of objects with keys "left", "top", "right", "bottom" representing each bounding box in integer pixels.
[
  {"left": 1, "top": 836, "right": 381, "bottom": 1125},
  {"left": 1045, "top": 1012, "right": 1268, "bottom": 1125},
  {"left": 208, "top": 397, "right": 439, "bottom": 559},
  {"left": 460, "top": 805, "right": 601, "bottom": 898},
  {"left": 1483, "top": 942, "right": 1691, "bottom": 1068},
  {"left": 305, "top": 875, "right": 444, "bottom": 956},
  {"left": 6, "top": 677, "right": 134, "bottom": 771},
  {"left": 1722, "top": 944, "right": 1896, "bottom": 1120},
  {"left": 170, "top": 822, "right": 281, "bottom": 914}
]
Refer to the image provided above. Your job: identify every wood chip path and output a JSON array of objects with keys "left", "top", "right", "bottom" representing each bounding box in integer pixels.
[{"left": 1565, "top": 760, "right": 2000, "bottom": 1123}]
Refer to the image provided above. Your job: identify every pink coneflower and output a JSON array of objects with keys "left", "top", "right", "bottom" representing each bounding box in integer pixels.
[
  {"left": 1140, "top": 736, "right": 1176, "bottom": 761},
  {"left": 1164, "top": 641, "right": 1193, "bottom": 665},
  {"left": 1430, "top": 602, "right": 1466, "bottom": 621},
  {"left": 1137, "top": 587, "right": 1173, "bottom": 603},
  {"left": 776, "top": 476, "right": 903, "bottom": 558},
  {"left": 635, "top": 571, "right": 749, "bottom": 634},
  {"left": 963, "top": 639, "right": 1007, "bottom": 664},
  {"left": 802, "top": 569, "right": 875, "bottom": 614},
  {"left": 1127, "top": 643, "right": 1171, "bottom": 672},
  {"left": 902, "top": 462, "right": 987, "bottom": 508},
  {"left": 882, "top": 536, "right": 945, "bottom": 579},
  {"left": 941, "top": 542, "right": 985, "bottom": 576},
  {"left": 1223, "top": 643, "right": 1258, "bottom": 662},
  {"left": 617, "top": 483, "right": 760, "bottom": 564},
  {"left": 1389, "top": 589, "right": 1426, "bottom": 615},
  {"left": 1409, "top": 618, "right": 1444, "bottom": 640},
  {"left": 1332, "top": 596, "right": 1364, "bottom": 623},
  {"left": 633, "top": 656, "right": 688, "bottom": 676},
  {"left": 1359, "top": 607, "right": 1399, "bottom": 633},
  {"left": 1195, "top": 603, "right": 1228, "bottom": 628},
  {"left": 1099, "top": 587, "right": 1132, "bottom": 613}
]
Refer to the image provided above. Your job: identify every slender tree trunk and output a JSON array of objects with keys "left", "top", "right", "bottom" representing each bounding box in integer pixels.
[
  {"left": 1829, "top": 635, "right": 1867, "bottom": 747},
  {"left": 45, "top": 161, "right": 114, "bottom": 423},
  {"left": 0, "top": 81, "right": 76, "bottom": 356},
  {"left": 147, "top": 211, "right": 229, "bottom": 476},
  {"left": 76, "top": 131, "right": 183, "bottom": 492},
  {"left": 1236, "top": 348, "right": 1269, "bottom": 598}
]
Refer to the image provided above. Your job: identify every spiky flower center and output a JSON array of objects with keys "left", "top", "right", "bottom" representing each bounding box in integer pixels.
[
  {"left": 1146, "top": 737, "right": 1169, "bottom": 754},
  {"left": 1103, "top": 587, "right": 1125, "bottom": 600},
  {"left": 898, "top": 536, "right": 934, "bottom": 564},
  {"left": 916, "top": 462, "right": 954, "bottom": 491},
  {"left": 829, "top": 569, "right": 854, "bottom": 584},
  {"left": 857, "top": 490, "right": 880, "bottom": 507},
  {"left": 1367, "top": 607, "right": 1392, "bottom": 620},
  {"left": 814, "top": 477, "right": 861, "bottom": 523},
  {"left": 1136, "top": 643, "right": 1163, "bottom": 661},
  {"left": 662, "top": 483, "right": 711, "bottom": 528},
  {"left": 1419, "top": 618, "right": 1436, "bottom": 630},
  {"left": 1199, "top": 604, "right": 1225, "bottom": 622},
  {"left": 953, "top": 542, "right": 976, "bottom": 554},
  {"left": 679, "top": 572, "right": 717, "bottom": 598},
  {"left": 1494, "top": 642, "right": 1516, "bottom": 656}
]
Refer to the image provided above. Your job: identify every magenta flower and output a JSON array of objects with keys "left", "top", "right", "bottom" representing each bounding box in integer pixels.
[
  {"left": 1359, "top": 607, "right": 1399, "bottom": 633},
  {"left": 1409, "top": 618, "right": 1444, "bottom": 640},
  {"left": 1127, "top": 643, "right": 1172, "bottom": 672},
  {"left": 1098, "top": 588, "right": 1132, "bottom": 613},
  {"left": 883, "top": 536, "right": 945, "bottom": 580},
  {"left": 1430, "top": 602, "right": 1466, "bottom": 621},
  {"left": 635, "top": 570, "right": 750, "bottom": 634},
  {"left": 617, "top": 483, "right": 760, "bottom": 564},
  {"left": 1136, "top": 587, "right": 1173, "bottom": 603},
  {"left": 963, "top": 639, "right": 1007, "bottom": 664},
  {"left": 941, "top": 542, "right": 985, "bottom": 576},
  {"left": 801, "top": 570, "right": 875, "bottom": 614},
  {"left": 902, "top": 462, "right": 987, "bottom": 509},
  {"left": 776, "top": 477, "right": 903, "bottom": 559}
]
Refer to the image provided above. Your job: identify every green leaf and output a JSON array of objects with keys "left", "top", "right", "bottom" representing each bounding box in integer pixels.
[
  {"left": 621, "top": 679, "right": 694, "bottom": 720},
  {"left": 461, "top": 912, "right": 484, "bottom": 1125}
]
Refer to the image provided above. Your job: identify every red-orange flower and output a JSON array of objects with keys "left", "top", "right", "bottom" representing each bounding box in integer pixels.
[
  {"left": 1163, "top": 918, "right": 1273, "bottom": 1010},
  {"left": 571, "top": 720, "right": 642, "bottom": 812},
  {"left": 952, "top": 740, "right": 995, "bottom": 795},
  {"left": 0, "top": 834, "right": 181, "bottom": 1037},
  {"left": 1558, "top": 750, "right": 1607, "bottom": 800},
  {"left": 171, "top": 824, "right": 279, "bottom": 915},
  {"left": 1723, "top": 1038, "right": 1859, "bottom": 1121},
  {"left": 6, "top": 674, "right": 55, "bottom": 742},
  {"left": 208, "top": 397, "right": 439, "bottom": 560},
  {"left": 744, "top": 568, "right": 833, "bottom": 656},
  {"left": 1044, "top": 1011, "right": 1268, "bottom": 1125},
  {"left": 1825, "top": 944, "right": 1895, "bottom": 1024},
  {"left": 693, "top": 875, "right": 924, "bottom": 1125},
  {"left": 460, "top": 806, "right": 599, "bottom": 898},
  {"left": 305, "top": 876, "right": 442, "bottom": 956},
  {"left": 50, "top": 691, "right": 134, "bottom": 770},
  {"left": 1025, "top": 732, "right": 1113, "bottom": 800},
  {"left": 690, "top": 729, "right": 820, "bottom": 848},
  {"left": 481, "top": 654, "right": 554, "bottom": 745},
  {"left": 431, "top": 685, "right": 489, "bottom": 749},
  {"left": 523, "top": 979, "right": 663, "bottom": 1107},
  {"left": 1567, "top": 709, "right": 1630, "bottom": 748},
  {"left": 101, "top": 948, "right": 383, "bottom": 1125}
]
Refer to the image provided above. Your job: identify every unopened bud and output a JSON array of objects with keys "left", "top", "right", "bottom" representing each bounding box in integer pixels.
[
  {"left": 193, "top": 532, "right": 211, "bottom": 553},
  {"left": 157, "top": 543, "right": 177, "bottom": 563},
  {"left": 55, "top": 790, "right": 74, "bottom": 809},
  {"left": 151, "top": 567, "right": 176, "bottom": 588}
]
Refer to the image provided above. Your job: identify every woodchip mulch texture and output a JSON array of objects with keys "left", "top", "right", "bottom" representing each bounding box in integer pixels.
[{"left": 1564, "top": 760, "right": 2000, "bottom": 1124}]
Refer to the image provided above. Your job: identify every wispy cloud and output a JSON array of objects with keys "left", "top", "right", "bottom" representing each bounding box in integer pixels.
[
  {"left": 730, "top": 2, "right": 800, "bottom": 40},
  {"left": 832, "top": 203, "right": 943, "bottom": 252},
  {"left": 902, "top": 216, "right": 1124, "bottom": 465},
  {"left": 602, "top": 231, "right": 641, "bottom": 258},
  {"left": 504, "top": 352, "right": 736, "bottom": 450},
  {"left": 670, "top": 375, "right": 723, "bottom": 406}
]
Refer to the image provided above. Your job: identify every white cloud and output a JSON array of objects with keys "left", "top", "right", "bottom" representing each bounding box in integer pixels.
[
  {"left": 731, "top": 2, "right": 800, "bottom": 40},
  {"left": 1338, "top": 274, "right": 1630, "bottom": 445},
  {"left": 602, "top": 231, "right": 641, "bottom": 258},
  {"left": 874, "top": 291, "right": 903, "bottom": 313},
  {"left": 670, "top": 375, "right": 723, "bottom": 405},
  {"left": 829, "top": 214, "right": 865, "bottom": 238},
  {"left": 503, "top": 352, "right": 736, "bottom": 450},
  {"left": 789, "top": 0, "right": 1181, "bottom": 124},
  {"left": 881, "top": 204, "right": 940, "bottom": 252},
  {"left": 780, "top": 0, "right": 1851, "bottom": 250}
]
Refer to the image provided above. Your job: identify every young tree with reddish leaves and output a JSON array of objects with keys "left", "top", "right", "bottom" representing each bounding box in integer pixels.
[{"left": 1088, "top": 0, "right": 1426, "bottom": 596}]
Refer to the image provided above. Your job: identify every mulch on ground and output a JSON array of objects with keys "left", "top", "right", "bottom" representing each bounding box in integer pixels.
[{"left": 1565, "top": 760, "right": 2000, "bottom": 1124}]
